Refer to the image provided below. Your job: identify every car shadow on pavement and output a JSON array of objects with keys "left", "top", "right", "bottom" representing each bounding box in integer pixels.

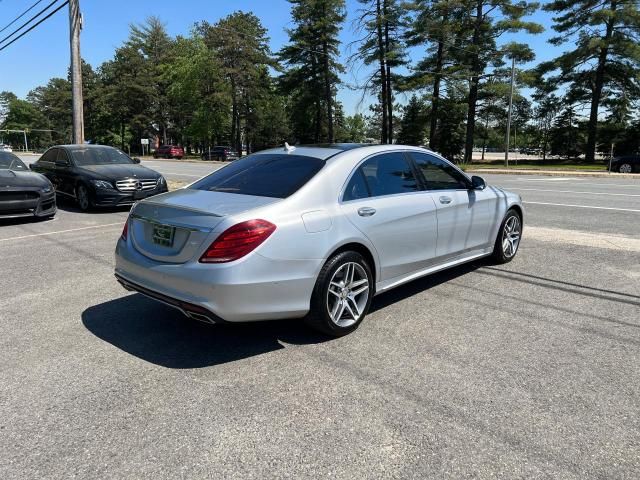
[
  {"left": 370, "top": 261, "right": 482, "bottom": 313},
  {"left": 81, "top": 293, "right": 329, "bottom": 369}
]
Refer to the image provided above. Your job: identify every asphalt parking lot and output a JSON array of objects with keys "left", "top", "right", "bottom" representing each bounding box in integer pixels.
[{"left": 2, "top": 163, "right": 639, "bottom": 478}]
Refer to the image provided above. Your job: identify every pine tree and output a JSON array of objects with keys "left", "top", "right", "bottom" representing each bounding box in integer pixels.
[
  {"left": 198, "top": 12, "right": 274, "bottom": 154},
  {"left": 397, "top": 95, "right": 428, "bottom": 145},
  {"left": 543, "top": 0, "right": 640, "bottom": 161},
  {"left": 353, "top": 0, "right": 405, "bottom": 143},
  {"left": 458, "top": 0, "right": 542, "bottom": 163},
  {"left": 280, "top": 0, "right": 345, "bottom": 143}
]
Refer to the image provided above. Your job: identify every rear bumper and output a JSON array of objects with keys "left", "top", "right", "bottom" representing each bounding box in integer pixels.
[
  {"left": 114, "top": 237, "right": 321, "bottom": 322},
  {"left": 0, "top": 190, "right": 56, "bottom": 219}
]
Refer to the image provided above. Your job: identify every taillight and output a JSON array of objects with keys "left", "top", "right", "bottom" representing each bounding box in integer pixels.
[
  {"left": 121, "top": 220, "right": 128, "bottom": 241},
  {"left": 199, "top": 219, "right": 276, "bottom": 263}
]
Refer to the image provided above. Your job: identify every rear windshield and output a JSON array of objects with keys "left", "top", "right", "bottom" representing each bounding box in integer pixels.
[{"left": 190, "top": 153, "right": 325, "bottom": 198}]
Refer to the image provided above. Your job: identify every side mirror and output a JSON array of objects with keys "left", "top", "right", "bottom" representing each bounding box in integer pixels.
[
  {"left": 471, "top": 175, "right": 486, "bottom": 191},
  {"left": 132, "top": 157, "right": 141, "bottom": 164}
]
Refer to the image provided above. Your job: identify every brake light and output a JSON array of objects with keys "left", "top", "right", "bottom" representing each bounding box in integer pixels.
[
  {"left": 121, "top": 219, "right": 128, "bottom": 241},
  {"left": 199, "top": 219, "right": 276, "bottom": 263}
]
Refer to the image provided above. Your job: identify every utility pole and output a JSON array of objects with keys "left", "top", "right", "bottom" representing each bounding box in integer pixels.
[
  {"left": 504, "top": 57, "right": 515, "bottom": 168},
  {"left": 69, "top": 0, "right": 84, "bottom": 144}
]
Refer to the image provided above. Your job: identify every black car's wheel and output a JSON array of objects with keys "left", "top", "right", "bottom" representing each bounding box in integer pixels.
[
  {"left": 491, "top": 209, "right": 522, "bottom": 264},
  {"left": 618, "top": 163, "right": 633, "bottom": 173},
  {"left": 305, "top": 251, "right": 374, "bottom": 337},
  {"left": 76, "top": 184, "right": 92, "bottom": 211}
]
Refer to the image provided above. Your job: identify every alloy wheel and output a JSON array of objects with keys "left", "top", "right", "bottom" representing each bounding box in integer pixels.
[
  {"left": 77, "top": 185, "right": 90, "bottom": 210},
  {"left": 326, "top": 262, "right": 370, "bottom": 328},
  {"left": 619, "top": 163, "right": 632, "bottom": 173},
  {"left": 502, "top": 215, "right": 521, "bottom": 258}
]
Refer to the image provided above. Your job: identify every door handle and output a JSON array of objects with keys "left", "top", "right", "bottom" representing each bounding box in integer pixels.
[
  {"left": 357, "top": 207, "right": 376, "bottom": 217},
  {"left": 439, "top": 196, "right": 452, "bottom": 205}
]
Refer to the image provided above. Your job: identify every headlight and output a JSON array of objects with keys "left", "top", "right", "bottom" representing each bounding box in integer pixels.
[
  {"left": 41, "top": 184, "right": 52, "bottom": 193},
  {"left": 91, "top": 180, "right": 113, "bottom": 189},
  {"left": 157, "top": 176, "right": 166, "bottom": 186}
]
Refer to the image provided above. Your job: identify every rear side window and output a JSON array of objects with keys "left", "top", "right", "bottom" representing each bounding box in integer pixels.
[
  {"left": 191, "top": 153, "right": 325, "bottom": 198},
  {"left": 350, "top": 152, "right": 419, "bottom": 199},
  {"left": 343, "top": 169, "right": 370, "bottom": 201},
  {"left": 411, "top": 152, "right": 469, "bottom": 190}
]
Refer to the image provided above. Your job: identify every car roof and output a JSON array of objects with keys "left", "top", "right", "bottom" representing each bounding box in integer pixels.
[
  {"left": 55, "top": 144, "right": 116, "bottom": 149},
  {"left": 254, "top": 143, "right": 435, "bottom": 161}
]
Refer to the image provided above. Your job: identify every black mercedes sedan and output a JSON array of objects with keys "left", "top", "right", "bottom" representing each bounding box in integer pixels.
[
  {"left": 0, "top": 151, "right": 56, "bottom": 219},
  {"left": 30, "top": 145, "right": 168, "bottom": 211},
  {"left": 610, "top": 155, "right": 639, "bottom": 174}
]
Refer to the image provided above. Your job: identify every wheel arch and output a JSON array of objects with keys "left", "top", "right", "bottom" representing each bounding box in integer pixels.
[{"left": 326, "top": 242, "right": 377, "bottom": 286}]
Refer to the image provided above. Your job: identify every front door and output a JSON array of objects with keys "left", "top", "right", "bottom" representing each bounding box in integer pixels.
[
  {"left": 340, "top": 152, "right": 439, "bottom": 281},
  {"left": 408, "top": 152, "right": 495, "bottom": 259}
]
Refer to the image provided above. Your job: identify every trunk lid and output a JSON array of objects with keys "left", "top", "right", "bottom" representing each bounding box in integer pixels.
[{"left": 129, "top": 188, "right": 280, "bottom": 263}]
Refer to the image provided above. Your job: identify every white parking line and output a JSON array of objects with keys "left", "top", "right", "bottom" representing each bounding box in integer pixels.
[
  {"left": 0, "top": 223, "right": 122, "bottom": 242},
  {"left": 512, "top": 178, "right": 640, "bottom": 188},
  {"left": 524, "top": 201, "right": 640, "bottom": 213},
  {"left": 511, "top": 188, "right": 640, "bottom": 197}
]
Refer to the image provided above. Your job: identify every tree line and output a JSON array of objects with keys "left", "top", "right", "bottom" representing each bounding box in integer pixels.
[{"left": 1, "top": 0, "right": 639, "bottom": 161}]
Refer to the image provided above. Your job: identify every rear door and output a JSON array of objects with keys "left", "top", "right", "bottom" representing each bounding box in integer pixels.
[
  {"left": 55, "top": 149, "right": 74, "bottom": 196},
  {"left": 409, "top": 152, "right": 495, "bottom": 259},
  {"left": 340, "top": 152, "right": 438, "bottom": 281}
]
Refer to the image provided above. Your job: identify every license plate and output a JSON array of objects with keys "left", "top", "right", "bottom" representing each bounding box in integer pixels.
[
  {"left": 133, "top": 190, "right": 148, "bottom": 200},
  {"left": 152, "top": 223, "right": 175, "bottom": 247}
]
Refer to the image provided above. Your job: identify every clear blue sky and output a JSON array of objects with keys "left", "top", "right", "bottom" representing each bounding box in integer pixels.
[{"left": 0, "top": 0, "right": 559, "bottom": 114}]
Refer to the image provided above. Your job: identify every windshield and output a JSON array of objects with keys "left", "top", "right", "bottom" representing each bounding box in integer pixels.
[
  {"left": 190, "top": 153, "right": 325, "bottom": 198},
  {"left": 0, "top": 152, "right": 28, "bottom": 170},
  {"left": 69, "top": 147, "right": 134, "bottom": 166}
]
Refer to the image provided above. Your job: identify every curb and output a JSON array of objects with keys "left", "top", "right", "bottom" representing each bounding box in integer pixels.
[{"left": 466, "top": 168, "right": 640, "bottom": 179}]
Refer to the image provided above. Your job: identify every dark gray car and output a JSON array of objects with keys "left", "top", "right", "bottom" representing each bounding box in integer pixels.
[{"left": 0, "top": 152, "right": 56, "bottom": 219}]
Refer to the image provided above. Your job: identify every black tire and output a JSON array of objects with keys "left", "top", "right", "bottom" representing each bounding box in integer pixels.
[
  {"left": 305, "top": 251, "right": 374, "bottom": 337},
  {"left": 76, "top": 183, "right": 92, "bottom": 212},
  {"left": 491, "top": 209, "right": 522, "bottom": 264},
  {"left": 618, "top": 163, "right": 633, "bottom": 173}
]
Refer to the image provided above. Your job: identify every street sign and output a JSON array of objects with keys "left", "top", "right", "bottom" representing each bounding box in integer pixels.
[{"left": 141, "top": 138, "right": 149, "bottom": 145}]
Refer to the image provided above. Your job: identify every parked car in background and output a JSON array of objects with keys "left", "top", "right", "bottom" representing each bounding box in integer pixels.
[
  {"left": 610, "top": 155, "right": 639, "bottom": 173},
  {"left": 115, "top": 143, "right": 523, "bottom": 337},
  {"left": 0, "top": 151, "right": 56, "bottom": 219},
  {"left": 0, "top": 144, "right": 13, "bottom": 152},
  {"left": 201, "top": 146, "right": 239, "bottom": 161},
  {"left": 30, "top": 144, "right": 167, "bottom": 211},
  {"left": 154, "top": 145, "right": 184, "bottom": 159}
]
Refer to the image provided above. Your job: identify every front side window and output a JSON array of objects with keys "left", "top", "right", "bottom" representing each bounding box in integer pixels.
[
  {"left": 70, "top": 147, "right": 134, "bottom": 166},
  {"left": 56, "top": 149, "right": 70, "bottom": 165},
  {"left": 356, "top": 152, "right": 419, "bottom": 198},
  {"left": 39, "top": 148, "right": 58, "bottom": 164},
  {"left": 191, "top": 153, "right": 325, "bottom": 198},
  {"left": 411, "top": 152, "right": 469, "bottom": 190}
]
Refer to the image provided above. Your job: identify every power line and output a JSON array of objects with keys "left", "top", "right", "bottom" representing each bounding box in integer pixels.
[
  {"left": 0, "top": 1, "right": 69, "bottom": 52},
  {"left": 0, "top": 0, "right": 60, "bottom": 48},
  {"left": 0, "top": 0, "right": 46, "bottom": 34}
]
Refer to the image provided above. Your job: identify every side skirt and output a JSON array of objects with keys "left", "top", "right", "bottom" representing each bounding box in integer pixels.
[{"left": 374, "top": 248, "right": 493, "bottom": 295}]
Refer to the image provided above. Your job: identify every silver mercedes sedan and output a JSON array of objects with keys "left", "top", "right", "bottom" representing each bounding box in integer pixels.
[{"left": 115, "top": 144, "right": 523, "bottom": 336}]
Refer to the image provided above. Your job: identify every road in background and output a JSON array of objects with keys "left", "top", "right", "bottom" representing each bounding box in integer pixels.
[{"left": 18, "top": 153, "right": 640, "bottom": 237}]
